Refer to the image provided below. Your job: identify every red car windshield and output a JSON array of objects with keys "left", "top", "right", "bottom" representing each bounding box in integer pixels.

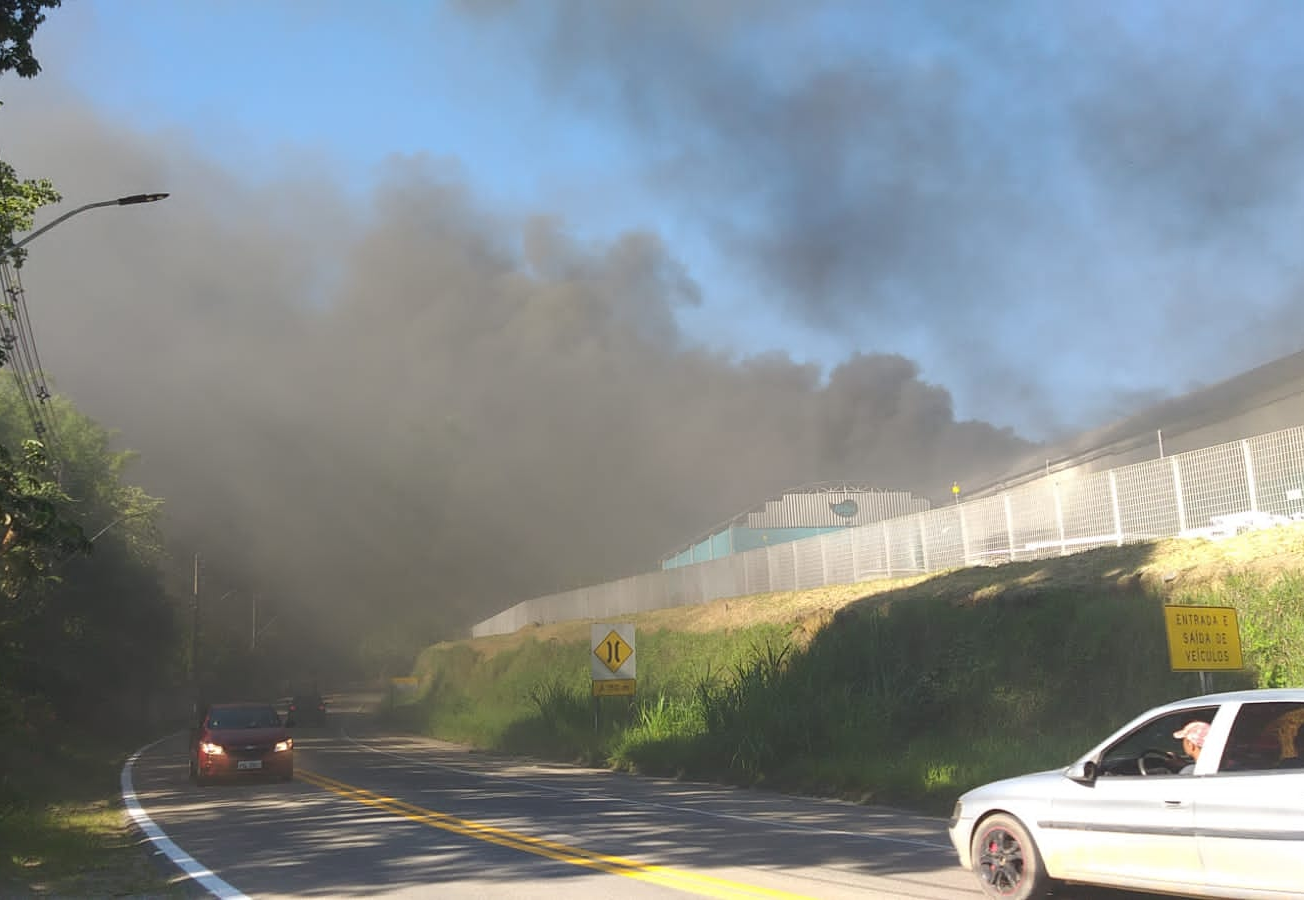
[{"left": 206, "top": 706, "right": 280, "bottom": 729}]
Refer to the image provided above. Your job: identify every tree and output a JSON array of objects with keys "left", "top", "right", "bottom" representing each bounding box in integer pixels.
[
  {"left": 0, "top": 386, "right": 175, "bottom": 740},
  {"left": 1, "top": 159, "right": 61, "bottom": 268},
  {"left": 0, "top": 0, "right": 178, "bottom": 759},
  {"left": 1, "top": 1, "right": 72, "bottom": 565},
  {"left": 0, "top": 0, "right": 60, "bottom": 79},
  {"left": 0, "top": 438, "right": 88, "bottom": 599},
  {"left": 2, "top": 0, "right": 63, "bottom": 266}
]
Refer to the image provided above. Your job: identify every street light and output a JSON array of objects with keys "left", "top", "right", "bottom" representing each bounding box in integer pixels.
[
  {"left": 86, "top": 509, "right": 152, "bottom": 544},
  {"left": 217, "top": 589, "right": 272, "bottom": 651},
  {"left": 2, "top": 192, "right": 170, "bottom": 260}
]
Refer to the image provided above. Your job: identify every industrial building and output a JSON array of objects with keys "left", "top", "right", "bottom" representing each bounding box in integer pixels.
[{"left": 661, "top": 482, "right": 930, "bottom": 569}]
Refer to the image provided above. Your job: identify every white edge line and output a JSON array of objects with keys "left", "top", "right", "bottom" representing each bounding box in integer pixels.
[{"left": 121, "top": 734, "right": 250, "bottom": 899}]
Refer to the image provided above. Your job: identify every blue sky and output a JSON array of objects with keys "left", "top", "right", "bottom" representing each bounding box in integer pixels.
[{"left": 50, "top": 4, "right": 586, "bottom": 200}]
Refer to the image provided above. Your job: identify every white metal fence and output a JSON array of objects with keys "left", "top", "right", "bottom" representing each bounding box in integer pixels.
[{"left": 471, "top": 426, "right": 1304, "bottom": 637}]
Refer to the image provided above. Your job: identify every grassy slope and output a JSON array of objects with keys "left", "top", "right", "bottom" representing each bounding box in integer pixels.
[
  {"left": 399, "top": 526, "right": 1304, "bottom": 815},
  {"left": 0, "top": 729, "right": 190, "bottom": 897}
]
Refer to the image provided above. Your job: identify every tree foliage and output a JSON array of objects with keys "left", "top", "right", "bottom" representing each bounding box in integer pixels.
[
  {"left": 1, "top": 159, "right": 61, "bottom": 267},
  {"left": 0, "top": 0, "right": 69, "bottom": 573},
  {"left": 1, "top": 1, "right": 63, "bottom": 266},
  {"left": 0, "top": 437, "right": 88, "bottom": 600},
  {"left": 0, "top": 1, "right": 180, "bottom": 784},
  {"left": 0, "top": 386, "right": 178, "bottom": 782},
  {"left": 0, "top": 0, "right": 60, "bottom": 79}
]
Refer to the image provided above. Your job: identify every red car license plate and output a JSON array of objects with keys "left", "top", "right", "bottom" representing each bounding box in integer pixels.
[{"left": 237, "top": 760, "right": 263, "bottom": 770}]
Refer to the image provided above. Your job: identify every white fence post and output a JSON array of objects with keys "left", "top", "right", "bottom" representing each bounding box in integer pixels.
[
  {"left": 919, "top": 517, "right": 930, "bottom": 573},
  {"left": 1003, "top": 494, "right": 1016, "bottom": 561},
  {"left": 1172, "top": 458, "right": 1187, "bottom": 534},
  {"left": 1109, "top": 471, "right": 1123, "bottom": 546},
  {"left": 1242, "top": 440, "right": 1258, "bottom": 513},
  {"left": 850, "top": 525, "right": 860, "bottom": 581},
  {"left": 883, "top": 521, "right": 892, "bottom": 578},
  {"left": 1054, "top": 482, "right": 1066, "bottom": 555}
]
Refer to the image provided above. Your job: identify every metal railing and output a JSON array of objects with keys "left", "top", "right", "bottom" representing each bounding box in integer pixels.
[{"left": 471, "top": 426, "right": 1304, "bottom": 637}]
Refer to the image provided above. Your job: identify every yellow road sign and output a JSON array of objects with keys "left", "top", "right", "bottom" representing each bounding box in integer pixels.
[
  {"left": 592, "top": 679, "right": 636, "bottom": 697},
  {"left": 1163, "top": 605, "right": 1243, "bottom": 671},
  {"left": 594, "top": 629, "right": 633, "bottom": 674},
  {"left": 591, "top": 624, "right": 636, "bottom": 698}
]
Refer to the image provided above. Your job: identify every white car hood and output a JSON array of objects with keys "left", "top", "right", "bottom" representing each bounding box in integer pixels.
[{"left": 958, "top": 767, "right": 1069, "bottom": 809}]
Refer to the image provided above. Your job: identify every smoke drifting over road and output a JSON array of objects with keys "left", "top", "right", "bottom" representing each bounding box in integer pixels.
[
  {"left": 0, "top": 89, "right": 1027, "bottom": 647},
  {"left": 7, "top": 0, "right": 1304, "bottom": 655}
]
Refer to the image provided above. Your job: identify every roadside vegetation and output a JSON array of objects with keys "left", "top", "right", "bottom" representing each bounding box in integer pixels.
[
  {"left": 0, "top": 9, "right": 196, "bottom": 892},
  {"left": 393, "top": 527, "right": 1304, "bottom": 815},
  {"left": 0, "top": 377, "right": 192, "bottom": 893},
  {"left": 0, "top": 726, "right": 189, "bottom": 897}
]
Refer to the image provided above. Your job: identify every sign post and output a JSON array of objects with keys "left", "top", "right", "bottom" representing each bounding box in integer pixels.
[
  {"left": 1162, "top": 605, "right": 1244, "bottom": 693},
  {"left": 591, "top": 623, "right": 636, "bottom": 731},
  {"left": 591, "top": 623, "right": 636, "bottom": 696}
]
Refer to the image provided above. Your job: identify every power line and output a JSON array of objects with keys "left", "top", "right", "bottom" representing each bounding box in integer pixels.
[
  {"left": 0, "top": 191, "right": 168, "bottom": 467},
  {"left": 0, "top": 258, "right": 61, "bottom": 453}
]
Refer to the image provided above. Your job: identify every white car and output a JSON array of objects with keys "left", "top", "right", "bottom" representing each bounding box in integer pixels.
[{"left": 948, "top": 688, "right": 1304, "bottom": 899}]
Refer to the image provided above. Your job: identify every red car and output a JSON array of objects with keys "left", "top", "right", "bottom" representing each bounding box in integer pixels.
[{"left": 189, "top": 701, "right": 294, "bottom": 784}]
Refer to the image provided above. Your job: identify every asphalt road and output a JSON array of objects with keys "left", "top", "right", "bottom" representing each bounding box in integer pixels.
[{"left": 123, "top": 698, "right": 1166, "bottom": 899}]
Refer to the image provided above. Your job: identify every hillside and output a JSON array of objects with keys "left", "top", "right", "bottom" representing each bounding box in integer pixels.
[{"left": 398, "top": 525, "right": 1304, "bottom": 813}]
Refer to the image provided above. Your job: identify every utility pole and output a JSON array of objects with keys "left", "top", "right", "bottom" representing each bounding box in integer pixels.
[{"left": 190, "top": 554, "right": 201, "bottom": 699}]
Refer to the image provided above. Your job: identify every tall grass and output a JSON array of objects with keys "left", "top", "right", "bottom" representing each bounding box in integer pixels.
[
  {"left": 401, "top": 555, "right": 1299, "bottom": 815},
  {"left": 1174, "top": 570, "right": 1304, "bottom": 688}
]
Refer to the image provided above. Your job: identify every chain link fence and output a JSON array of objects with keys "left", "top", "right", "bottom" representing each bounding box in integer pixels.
[{"left": 471, "top": 426, "right": 1304, "bottom": 637}]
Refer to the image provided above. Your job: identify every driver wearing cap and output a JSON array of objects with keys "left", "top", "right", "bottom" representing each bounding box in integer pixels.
[{"left": 1171, "top": 721, "right": 1210, "bottom": 774}]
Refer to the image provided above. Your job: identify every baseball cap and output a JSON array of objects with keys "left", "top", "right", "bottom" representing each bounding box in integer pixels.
[{"left": 1173, "top": 721, "right": 1210, "bottom": 747}]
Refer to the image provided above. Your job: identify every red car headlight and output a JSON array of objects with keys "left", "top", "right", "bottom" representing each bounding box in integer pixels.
[
  {"left": 274, "top": 738, "right": 293, "bottom": 752},
  {"left": 199, "top": 741, "right": 224, "bottom": 756}
]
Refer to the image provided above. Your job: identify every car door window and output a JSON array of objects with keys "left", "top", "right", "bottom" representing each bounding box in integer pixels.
[
  {"left": 1218, "top": 701, "right": 1304, "bottom": 773},
  {"left": 1097, "top": 707, "right": 1217, "bottom": 776}
]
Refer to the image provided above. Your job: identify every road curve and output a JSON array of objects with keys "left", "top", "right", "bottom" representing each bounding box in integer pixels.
[{"left": 122, "top": 703, "right": 1159, "bottom": 899}]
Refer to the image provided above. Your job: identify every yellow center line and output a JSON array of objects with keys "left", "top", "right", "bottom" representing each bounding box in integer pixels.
[{"left": 298, "top": 768, "right": 815, "bottom": 900}]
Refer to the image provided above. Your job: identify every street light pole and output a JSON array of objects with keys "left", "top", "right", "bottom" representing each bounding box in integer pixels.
[
  {"left": 190, "top": 553, "right": 201, "bottom": 710},
  {"left": 2, "top": 193, "right": 170, "bottom": 261}
]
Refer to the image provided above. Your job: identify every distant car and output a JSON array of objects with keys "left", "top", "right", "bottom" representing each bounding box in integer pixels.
[
  {"left": 286, "top": 692, "right": 327, "bottom": 727},
  {"left": 948, "top": 688, "right": 1304, "bottom": 899},
  {"left": 189, "top": 701, "right": 294, "bottom": 784}
]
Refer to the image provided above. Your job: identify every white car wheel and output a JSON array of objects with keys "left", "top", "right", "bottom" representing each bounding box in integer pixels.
[{"left": 970, "top": 813, "right": 1051, "bottom": 900}]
